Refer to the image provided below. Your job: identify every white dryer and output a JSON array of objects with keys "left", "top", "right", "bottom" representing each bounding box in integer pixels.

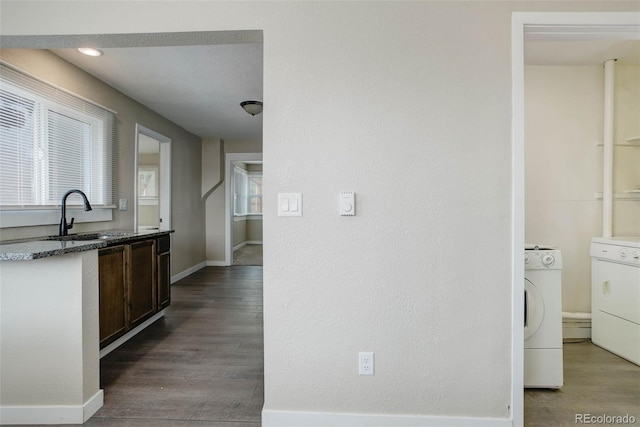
[{"left": 524, "top": 245, "right": 563, "bottom": 388}]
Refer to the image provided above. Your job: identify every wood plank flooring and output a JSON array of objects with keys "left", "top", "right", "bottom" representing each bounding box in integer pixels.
[{"left": 84, "top": 266, "right": 263, "bottom": 427}]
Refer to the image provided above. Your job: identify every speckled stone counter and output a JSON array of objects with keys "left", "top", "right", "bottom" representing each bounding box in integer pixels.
[
  {"left": 0, "top": 230, "right": 173, "bottom": 261},
  {"left": 0, "top": 240, "right": 106, "bottom": 261}
]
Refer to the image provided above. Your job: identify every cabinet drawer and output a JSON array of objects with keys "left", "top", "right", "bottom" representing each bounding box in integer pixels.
[{"left": 157, "top": 234, "right": 170, "bottom": 254}]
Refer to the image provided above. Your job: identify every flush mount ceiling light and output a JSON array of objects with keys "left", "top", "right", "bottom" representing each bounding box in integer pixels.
[
  {"left": 240, "top": 101, "right": 263, "bottom": 116},
  {"left": 78, "top": 47, "right": 103, "bottom": 57}
]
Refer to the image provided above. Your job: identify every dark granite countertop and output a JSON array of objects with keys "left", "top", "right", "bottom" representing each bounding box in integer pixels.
[{"left": 0, "top": 229, "right": 173, "bottom": 261}]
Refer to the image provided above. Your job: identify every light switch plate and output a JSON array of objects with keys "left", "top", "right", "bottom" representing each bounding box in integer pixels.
[
  {"left": 278, "top": 193, "right": 302, "bottom": 216},
  {"left": 119, "top": 198, "right": 127, "bottom": 211}
]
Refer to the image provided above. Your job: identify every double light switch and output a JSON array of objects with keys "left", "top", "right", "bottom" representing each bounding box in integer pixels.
[{"left": 278, "top": 193, "right": 302, "bottom": 216}]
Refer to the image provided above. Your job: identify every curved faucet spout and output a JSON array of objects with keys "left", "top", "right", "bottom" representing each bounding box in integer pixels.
[{"left": 59, "top": 189, "right": 93, "bottom": 236}]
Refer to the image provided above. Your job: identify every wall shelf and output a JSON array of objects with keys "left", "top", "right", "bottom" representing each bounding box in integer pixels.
[{"left": 595, "top": 192, "right": 640, "bottom": 200}]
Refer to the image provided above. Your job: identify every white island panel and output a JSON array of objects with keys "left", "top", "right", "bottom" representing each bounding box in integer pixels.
[{"left": 0, "top": 250, "right": 103, "bottom": 424}]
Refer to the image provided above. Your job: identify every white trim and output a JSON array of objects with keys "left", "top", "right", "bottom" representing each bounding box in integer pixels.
[
  {"left": 171, "top": 261, "right": 206, "bottom": 283},
  {"left": 246, "top": 240, "right": 263, "bottom": 245},
  {"left": 99, "top": 311, "right": 165, "bottom": 358},
  {"left": 511, "top": 12, "right": 526, "bottom": 427},
  {"left": 206, "top": 260, "right": 227, "bottom": 267},
  {"left": 262, "top": 410, "right": 511, "bottom": 427},
  {"left": 233, "top": 241, "right": 247, "bottom": 251},
  {"left": 0, "top": 389, "right": 103, "bottom": 425},
  {"left": 511, "top": 11, "right": 640, "bottom": 427},
  {"left": 0, "top": 207, "right": 113, "bottom": 228},
  {"left": 225, "top": 153, "right": 262, "bottom": 266},
  {"left": 134, "top": 124, "right": 172, "bottom": 233}
]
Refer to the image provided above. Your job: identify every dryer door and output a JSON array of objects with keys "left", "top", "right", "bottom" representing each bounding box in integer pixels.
[{"left": 524, "top": 278, "right": 544, "bottom": 341}]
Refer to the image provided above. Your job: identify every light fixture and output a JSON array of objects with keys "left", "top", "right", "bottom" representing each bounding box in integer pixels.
[
  {"left": 240, "top": 101, "right": 263, "bottom": 116},
  {"left": 78, "top": 47, "right": 103, "bottom": 57}
]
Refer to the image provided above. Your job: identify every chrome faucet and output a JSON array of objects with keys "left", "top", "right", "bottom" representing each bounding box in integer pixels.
[{"left": 59, "top": 189, "right": 93, "bottom": 236}]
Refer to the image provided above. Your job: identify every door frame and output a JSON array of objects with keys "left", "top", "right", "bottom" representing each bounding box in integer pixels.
[
  {"left": 134, "top": 124, "right": 172, "bottom": 232},
  {"left": 511, "top": 11, "right": 640, "bottom": 426},
  {"left": 225, "top": 152, "right": 263, "bottom": 266}
]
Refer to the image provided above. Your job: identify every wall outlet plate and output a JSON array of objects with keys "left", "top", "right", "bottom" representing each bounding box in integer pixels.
[{"left": 359, "top": 351, "right": 374, "bottom": 376}]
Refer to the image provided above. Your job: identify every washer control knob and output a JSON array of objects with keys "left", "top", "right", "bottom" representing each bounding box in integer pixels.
[
  {"left": 632, "top": 251, "right": 640, "bottom": 260},
  {"left": 619, "top": 249, "right": 629, "bottom": 258},
  {"left": 542, "top": 254, "right": 555, "bottom": 267}
]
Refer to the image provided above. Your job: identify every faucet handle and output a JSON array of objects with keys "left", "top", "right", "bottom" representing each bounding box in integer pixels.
[{"left": 68, "top": 217, "right": 75, "bottom": 230}]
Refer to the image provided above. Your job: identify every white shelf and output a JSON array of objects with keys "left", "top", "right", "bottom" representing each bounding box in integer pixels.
[{"left": 595, "top": 192, "right": 640, "bottom": 200}]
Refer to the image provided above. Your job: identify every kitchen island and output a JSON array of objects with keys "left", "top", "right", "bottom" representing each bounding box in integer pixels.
[{"left": 0, "top": 230, "right": 172, "bottom": 425}]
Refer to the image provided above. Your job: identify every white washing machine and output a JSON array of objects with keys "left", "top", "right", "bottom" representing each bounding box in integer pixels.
[{"left": 524, "top": 245, "right": 563, "bottom": 388}]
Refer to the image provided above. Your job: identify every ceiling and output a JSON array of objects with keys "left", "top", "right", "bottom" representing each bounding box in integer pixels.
[{"left": 51, "top": 42, "right": 263, "bottom": 142}]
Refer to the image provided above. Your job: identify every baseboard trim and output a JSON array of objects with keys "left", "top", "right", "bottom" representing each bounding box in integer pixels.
[
  {"left": 99, "top": 311, "right": 164, "bottom": 358},
  {"left": 0, "top": 389, "right": 103, "bottom": 425},
  {"left": 262, "top": 409, "right": 512, "bottom": 427},
  {"left": 206, "top": 260, "right": 227, "bottom": 266},
  {"left": 171, "top": 261, "right": 207, "bottom": 283},
  {"left": 562, "top": 312, "right": 591, "bottom": 340}
]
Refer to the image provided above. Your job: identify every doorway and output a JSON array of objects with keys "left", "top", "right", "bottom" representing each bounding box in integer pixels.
[
  {"left": 512, "top": 11, "right": 640, "bottom": 426},
  {"left": 225, "top": 152, "right": 263, "bottom": 266},
  {"left": 135, "top": 124, "right": 172, "bottom": 232}
]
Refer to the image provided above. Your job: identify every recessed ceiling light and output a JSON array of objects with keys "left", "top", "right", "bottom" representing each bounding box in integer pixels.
[{"left": 78, "top": 47, "right": 103, "bottom": 57}]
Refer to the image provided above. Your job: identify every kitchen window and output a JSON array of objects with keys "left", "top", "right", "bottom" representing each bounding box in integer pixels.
[
  {"left": 0, "top": 63, "right": 115, "bottom": 226},
  {"left": 233, "top": 166, "right": 262, "bottom": 216}
]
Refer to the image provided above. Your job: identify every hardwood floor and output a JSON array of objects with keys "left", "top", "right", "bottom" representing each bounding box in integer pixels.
[
  {"left": 85, "top": 266, "right": 263, "bottom": 427},
  {"left": 525, "top": 341, "right": 640, "bottom": 426}
]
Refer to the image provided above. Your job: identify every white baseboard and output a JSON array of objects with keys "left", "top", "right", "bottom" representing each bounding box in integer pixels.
[
  {"left": 563, "top": 320, "right": 591, "bottom": 340},
  {"left": 99, "top": 311, "right": 165, "bottom": 358},
  {"left": 0, "top": 389, "right": 103, "bottom": 425},
  {"left": 171, "top": 261, "right": 207, "bottom": 283},
  {"left": 262, "top": 409, "right": 512, "bottom": 427},
  {"left": 233, "top": 241, "right": 263, "bottom": 251},
  {"left": 206, "top": 260, "right": 227, "bottom": 266},
  {"left": 562, "top": 312, "right": 591, "bottom": 340}
]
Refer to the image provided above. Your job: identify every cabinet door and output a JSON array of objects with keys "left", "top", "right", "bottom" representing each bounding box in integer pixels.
[
  {"left": 128, "top": 239, "right": 156, "bottom": 328},
  {"left": 99, "top": 245, "right": 127, "bottom": 346},
  {"left": 157, "top": 251, "right": 171, "bottom": 310}
]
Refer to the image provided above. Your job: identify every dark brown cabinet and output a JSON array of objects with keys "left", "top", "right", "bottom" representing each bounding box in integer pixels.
[
  {"left": 98, "top": 234, "right": 171, "bottom": 349},
  {"left": 98, "top": 245, "right": 127, "bottom": 346},
  {"left": 128, "top": 239, "right": 156, "bottom": 328},
  {"left": 157, "top": 235, "right": 171, "bottom": 310}
]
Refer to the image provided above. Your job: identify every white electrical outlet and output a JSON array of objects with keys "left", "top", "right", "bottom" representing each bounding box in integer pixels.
[{"left": 359, "top": 352, "right": 374, "bottom": 376}]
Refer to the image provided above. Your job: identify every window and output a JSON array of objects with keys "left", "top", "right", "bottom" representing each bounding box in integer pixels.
[
  {"left": 0, "top": 63, "right": 115, "bottom": 209},
  {"left": 233, "top": 166, "right": 262, "bottom": 216}
]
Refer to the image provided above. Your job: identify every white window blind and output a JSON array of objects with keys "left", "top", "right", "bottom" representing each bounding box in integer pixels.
[{"left": 0, "top": 63, "right": 115, "bottom": 208}]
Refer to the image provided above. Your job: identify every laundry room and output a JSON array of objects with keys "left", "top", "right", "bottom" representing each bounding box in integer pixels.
[{"left": 523, "top": 34, "right": 640, "bottom": 423}]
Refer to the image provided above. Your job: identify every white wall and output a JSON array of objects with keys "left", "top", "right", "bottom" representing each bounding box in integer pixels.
[
  {"left": 3, "top": 1, "right": 639, "bottom": 424},
  {"left": 525, "top": 65, "right": 604, "bottom": 314}
]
